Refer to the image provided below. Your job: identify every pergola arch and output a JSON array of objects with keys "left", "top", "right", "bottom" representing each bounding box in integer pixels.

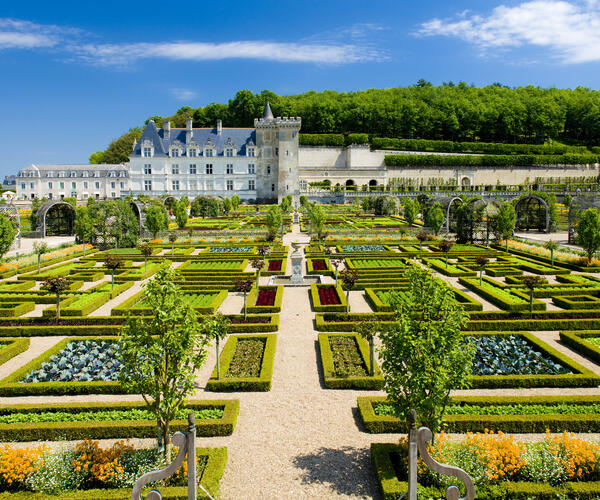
[
  {"left": 568, "top": 197, "right": 600, "bottom": 243},
  {"left": 129, "top": 201, "right": 149, "bottom": 236},
  {"left": 515, "top": 195, "right": 550, "bottom": 233},
  {"left": 35, "top": 201, "right": 75, "bottom": 237},
  {"left": 0, "top": 203, "right": 20, "bottom": 249},
  {"left": 436, "top": 196, "right": 463, "bottom": 233}
]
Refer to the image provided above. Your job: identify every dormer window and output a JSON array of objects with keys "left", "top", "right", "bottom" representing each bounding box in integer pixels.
[
  {"left": 247, "top": 147, "right": 255, "bottom": 157},
  {"left": 170, "top": 148, "right": 179, "bottom": 158},
  {"left": 70, "top": 171, "right": 77, "bottom": 178},
  {"left": 226, "top": 148, "right": 233, "bottom": 157},
  {"left": 46, "top": 172, "right": 53, "bottom": 178},
  {"left": 119, "top": 171, "right": 126, "bottom": 178},
  {"left": 82, "top": 171, "right": 89, "bottom": 178},
  {"left": 189, "top": 148, "right": 197, "bottom": 157},
  {"left": 58, "top": 171, "right": 65, "bottom": 178},
  {"left": 143, "top": 147, "right": 152, "bottom": 157},
  {"left": 94, "top": 171, "right": 100, "bottom": 178},
  {"left": 205, "top": 148, "right": 214, "bottom": 158}
]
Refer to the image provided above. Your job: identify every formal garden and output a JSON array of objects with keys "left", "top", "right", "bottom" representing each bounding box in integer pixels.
[{"left": 1, "top": 194, "right": 600, "bottom": 498}]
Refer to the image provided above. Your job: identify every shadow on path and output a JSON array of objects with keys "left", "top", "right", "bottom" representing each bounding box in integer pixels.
[{"left": 292, "top": 445, "right": 378, "bottom": 498}]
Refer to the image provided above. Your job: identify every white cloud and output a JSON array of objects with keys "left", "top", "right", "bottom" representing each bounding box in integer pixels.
[
  {"left": 72, "top": 40, "right": 383, "bottom": 66},
  {"left": 170, "top": 88, "right": 198, "bottom": 100},
  {"left": 418, "top": 1, "right": 600, "bottom": 63},
  {"left": 0, "top": 18, "right": 80, "bottom": 50}
]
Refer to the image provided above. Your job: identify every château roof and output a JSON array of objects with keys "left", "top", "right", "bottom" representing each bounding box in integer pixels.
[{"left": 262, "top": 102, "right": 274, "bottom": 120}]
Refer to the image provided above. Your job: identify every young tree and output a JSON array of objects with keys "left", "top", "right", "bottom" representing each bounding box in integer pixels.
[
  {"left": 201, "top": 313, "right": 231, "bottom": 380},
  {"left": 544, "top": 239, "right": 559, "bottom": 267},
  {"left": 168, "top": 233, "right": 178, "bottom": 256},
  {"left": 577, "top": 208, "right": 600, "bottom": 264},
  {"left": 174, "top": 200, "right": 188, "bottom": 229},
  {"left": 356, "top": 319, "right": 379, "bottom": 377},
  {"left": 42, "top": 277, "right": 69, "bottom": 320},
  {"left": 266, "top": 206, "right": 283, "bottom": 241},
  {"left": 138, "top": 243, "right": 153, "bottom": 272},
  {"left": 280, "top": 196, "right": 291, "bottom": 213},
  {"left": 523, "top": 275, "right": 543, "bottom": 317},
  {"left": 235, "top": 275, "right": 254, "bottom": 319},
  {"left": 425, "top": 202, "right": 445, "bottom": 235},
  {"left": 475, "top": 255, "right": 489, "bottom": 286},
  {"left": 330, "top": 255, "right": 343, "bottom": 287},
  {"left": 250, "top": 257, "right": 265, "bottom": 283},
  {"left": 118, "top": 266, "right": 210, "bottom": 460},
  {"left": 379, "top": 266, "right": 472, "bottom": 434},
  {"left": 495, "top": 201, "right": 517, "bottom": 252},
  {"left": 308, "top": 204, "right": 326, "bottom": 239},
  {"left": 416, "top": 231, "right": 429, "bottom": 257},
  {"left": 144, "top": 205, "right": 168, "bottom": 239},
  {"left": 340, "top": 268, "right": 359, "bottom": 314},
  {"left": 361, "top": 197, "right": 372, "bottom": 213},
  {"left": 0, "top": 213, "right": 16, "bottom": 261},
  {"left": 222, "top": 198, "right": 232, "bottom": 215},
  {"left": 33, "top": 242, "right": 49, "bottom": 274},
  {"left": 104, "top": 254, "right": 123, "bottom": 290},
  {"left": 299, "top": 195, "right": 308, "bottom": 208},
  {"left": 564, "top": 193, "right": 572, "bottom": 208},
  {"left": 402, "top": 197, "right": 419, "bottom": 226},
  {"left": 438, "top": 240, "right": 454, "bottom": 269}
]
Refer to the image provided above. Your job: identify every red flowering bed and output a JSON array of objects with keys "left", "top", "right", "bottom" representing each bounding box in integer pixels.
[
  {"left": 267, "top": 260, "right": 282, "bottom": 271},
  {"left": 318, "top": 286, "right": 341, "bottom": 305},
  {"left": 312, "top": 259, "right": 327, "bottom": 271},
  {"left": 256, "top": 289, "right": 277, "bottom": 306}
]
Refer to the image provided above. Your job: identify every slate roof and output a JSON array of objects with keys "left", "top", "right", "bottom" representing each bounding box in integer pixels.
[{"left": 133, "top": 121, "right": 256, "bottom": 158}]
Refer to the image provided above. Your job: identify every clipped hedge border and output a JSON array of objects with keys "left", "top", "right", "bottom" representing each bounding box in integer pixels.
[
  {"left": 0, "top": 338, "right": 30, "bottom": 367},
  {"left": 459, "top": 277, "right": 545, "bottom": 312},
  {"left": 306, "top": 258, "right": 334, "bottom": 277},
  {"left": 262, "top": 258, "right": 287, "bottom": 276},
  {"left": 318, "top": 333, "right": 383, "bottom": 389},
  {"left": 553, "top": 295, "right": 600, "bottom": 309},
  {"left": 560, "top": 330, "right": 600, "bottom": 364},
  {"left": 0, "top": 325, "right": 122, "bottom": 337},
  {"left": 0, "top": 302, "right": 35, "bottom": 317},
  {"left": 206, "top": 334, "right": 276, "bottom": 392},
  {"left": 112, "top": 290, "right": 228, "bottom": 316},
  {"left": 246, "top": 285, "right": 284, "bottom": 313},
  {"left": 0, "top": 399, "right": 239, "bottom": 441},
  {"left": 310, "top": 284, "right": 347, "bottom": 312},
  {"left": 358, "top": 395, "right": 600, "bottom": 434},
  {"left": 0, "top": 336, "right": 126, "bottom": 396},
  {"left": 0, "top": 446, "right": 226, "bottom": 500},
  {"left": 371, "top": 443, "right": 600, "bottom": 500}
]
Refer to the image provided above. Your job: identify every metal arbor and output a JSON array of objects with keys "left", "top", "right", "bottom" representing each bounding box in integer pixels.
[
  {"left": 35, "top": 201, "right": 75, "bottom": 237},
  {"left": 514, "top": 195, "right": 550, "bottom": 233},
  {"left": 567, "top": 196, "right": 600, "bottom": 244}
]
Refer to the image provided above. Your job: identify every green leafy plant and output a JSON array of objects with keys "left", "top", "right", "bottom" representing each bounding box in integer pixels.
[{"left": 42, "top": 277, "right": 69, "bottom": 320}]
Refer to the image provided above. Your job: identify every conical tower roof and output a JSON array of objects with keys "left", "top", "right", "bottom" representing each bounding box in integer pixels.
[{"left": 262, "top": 102, "right": 274, "bottom": 120}]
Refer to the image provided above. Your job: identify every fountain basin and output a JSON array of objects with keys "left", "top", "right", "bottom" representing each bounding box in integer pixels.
[{"left": 269, "top": 275, "right": 322, "bottom": 286}]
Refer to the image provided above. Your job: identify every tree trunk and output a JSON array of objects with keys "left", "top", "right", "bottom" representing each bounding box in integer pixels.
[
  {"left": 83, "top": 245, "right": 86, "bottom": 257},
  {"left": 111, "top": 270, "right": 115, "bottom": 290},
  {"left": 445, "top": 252, "right": 448, "bottom": 269},
  {"left": 172, "top": 243, "right": 174, "bottom": 256},
  {"left": 551, "top": 250, "right": 554, "bottom": 267},
  {"left": 479, "top": 268, "right": 483, "bottom": 286},
  {"left": 530, "top": 291, "right": 534, "bottom": 317},
  {"left": 335, "top": 269, "right": 338, "bottom": 287},
  {"left": 346, "top": 290, "right": 350, "bottom": 314},
  {"left": 216, "top": 337, "right": 221, "bottom": 379},
  {"left": 506, "top": 239, "right": 509, "bottom": 253},
  {"left": 56, "top": 293, "right": 61, "bottom": 320},
  {"left": 369, "top": 337, "right": 375, "bottom": 376},
  {"left": 144, "top": 256, "right": 148, "bottom": 272},
  {"left": 37, "top": 254, "right": 40, "bottom": 274},
  {"left": 163, "top": 420, "right": 172, "bottom": 463}
]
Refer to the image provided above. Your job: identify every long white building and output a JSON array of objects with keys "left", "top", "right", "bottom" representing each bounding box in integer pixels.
[{"left": 17, "top": 164, "right": 129, "bottom": 201}]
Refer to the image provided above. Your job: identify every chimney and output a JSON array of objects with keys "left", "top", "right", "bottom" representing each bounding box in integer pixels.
[
  {"left": 163, "top": 120, "right": 171, "bottom": 139},
  {"left": 186, "top": 117, "right": 193, "bottom": 143},
  {"left": 217, "top": 119, "right": 222, "bottom": 135}
]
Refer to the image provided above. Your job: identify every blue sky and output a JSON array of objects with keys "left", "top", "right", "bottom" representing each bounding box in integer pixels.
[{"left": 2, "top": 0, "right": 600, "bottom": 177}]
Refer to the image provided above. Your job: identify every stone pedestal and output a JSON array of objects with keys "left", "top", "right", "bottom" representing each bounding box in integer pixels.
[{"left": 289, "top": 244, "right": 304, "bottom": 285}]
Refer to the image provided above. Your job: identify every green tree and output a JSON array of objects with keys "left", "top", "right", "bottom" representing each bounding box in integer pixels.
[
  {"left": 266, "top": 206, "right": 283, "bottom": 241},
  {"left": 544, "top": 240, "right": 559, "bottom": 267},
  {"left": 223, "top": 198, "right": 232, "bottom": 215},
  {"left": 340, "top": 268, "right": 359, "bottom": 313},
  {"left": 62, "top": 197, "right": 77, "bottom": 207},
  {"left": 425, "top": 202, "right": 445, "bottom": 235},
  {"left": 577, "top": 208, "right": 600, "bottom": 264},
  {"left": 250, "top": 257, "right": 264, "bottom": 283},
  {"left": 33, "top": 242, "right": 49, "bottom": 273},
  {"left": 379, "top": 266, "right": 472, "bottom": 433},
  {"left": 118, "top": 266, "right": 210, "bottom": 460},
  {"left": 307, "top": 204, "right": 326, "bottom": 239},
  {"left": 201, "top": 313, "right": 230, "bottom": 380},
  {"left": 495, "top": 201, "right": 517, "bottom": 252},
  {"left": 299, "top": 195, "right": 308, "bottom": 208},
  {"left": 102, "top": 128, "right": 142, "bottom": 164},
  {"left": 0, "top": 213, "right": 16, "bottom": 261},
  {"left": 144, "top": 205, "right": 168, "bottom": 238},
  {"left": 174, "top": 200, "right": 188, "bottom": 229},
  {"left": 373, "top": 195, "right": 399, "bottom": 216},
  {"left": 168, "top": 233, "right": 178, "bottom": 255},
  {"left": 235, "top": 275, "right": 254, "bottom": 319},
  {"left": 42, "top": 277, "right": 69, "bottom": 320},
  {"left": 438, "top": 239, "right": 454, "bottom": 269},
  {"left": 138, "top": 243, "right": 153, "bottom": 272},
  {"left": 74, "top": 206, "right": 93, "bottom": 256},
  {"left": 361, "top": 197, "right": 372, "bottom": 213},
  {"left": 523, "top": 275, "right": 543, "bottom": 317},
  {"left": 402, "top": 197, "right": 419, "bottom": 226},
  {"left": 564, "top": 193, "right": 572, "bottom": 208},
  {"left": 280, "top": 196, "right": 292, "bottom": 213},
  {"left": 416, "top": 231, "right": 429, "bottom": 257},
  {"left": 89, "top": 151, "right": 105, "bottom": 164},
  {"left": 231, "top": 195, "right": 241, "bottom": 212},
  {"left": 475, "top": 255, "right": 489, "bottom": 286},
  {"left": 356, "top": 319, "right": 379, "bottom": 377},
  {"left": 87, "top": 200, "right": 138, "bottom": 249}
]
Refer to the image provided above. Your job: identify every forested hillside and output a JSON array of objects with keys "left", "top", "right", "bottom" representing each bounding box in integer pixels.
[{"left": 91, "top": 83, "right": 600, "bottom": 164}]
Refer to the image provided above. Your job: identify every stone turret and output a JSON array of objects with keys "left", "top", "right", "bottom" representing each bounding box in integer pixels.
[{"left": 254, "top": 104, "right": 301, "bottom": 204}]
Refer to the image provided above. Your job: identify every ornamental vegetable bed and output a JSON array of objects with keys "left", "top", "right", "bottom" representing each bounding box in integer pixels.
[
  {"left": 310, "top": 284, "right": 347, "bottom": 312},
  {"left": 312, "top": 259, "right": 327, "bottom": 270},
  {"left": 0, "top": 399, "right": 239, "bottom": 441},
  {"left": 318, "top": 333, "right": 383, "bottom": 389},
  {"left": 267, "top": 260, "right": 281, "bottom": 271},
  {"left": 206, "top": 334, "right": 276, "bottom": 392},
  {"left": 246, "top": 286, "right": 283, "bottom": 313},
  {"left": 209, "top": 247, "right": 252, "bottom": 253},
  {"left": 341, "top": 245, "right": 386, "bottom": 251}
]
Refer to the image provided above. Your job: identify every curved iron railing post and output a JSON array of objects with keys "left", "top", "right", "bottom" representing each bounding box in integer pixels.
[{"left": 131, "top": 412, "right": 208, "bottom": 500}]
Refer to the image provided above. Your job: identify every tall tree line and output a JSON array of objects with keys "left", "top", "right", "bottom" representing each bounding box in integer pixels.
[{"left": 94, "top": 83, "right": 600, "bottom": 163}]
